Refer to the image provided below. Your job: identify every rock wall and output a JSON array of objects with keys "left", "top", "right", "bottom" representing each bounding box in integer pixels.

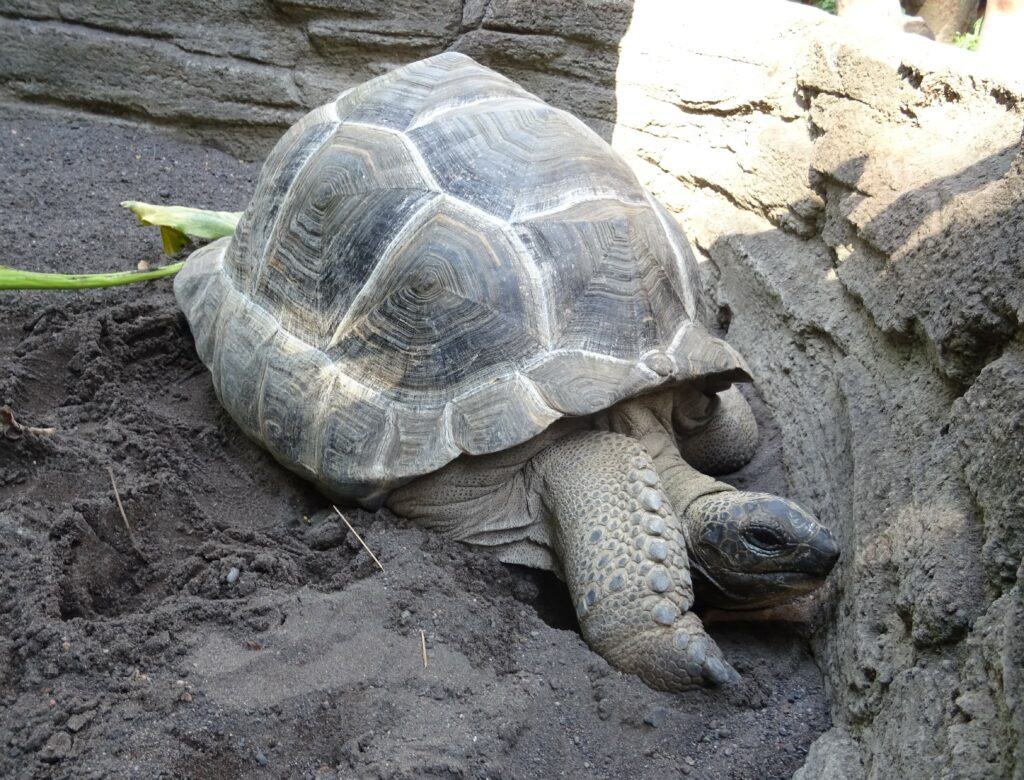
[
  {"left": 2, "top": 0, "right": 1022, "bottom": 777},
  {"left": 0, "top": 0, "right": 632, "bottom": 155},
  {"left": 612, "top": 5, "right": 1023, "bottom": 779}
]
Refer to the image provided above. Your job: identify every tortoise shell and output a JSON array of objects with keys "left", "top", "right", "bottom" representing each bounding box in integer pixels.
[{"left": 174, "top": 52, "right": 749, "bottom": 505}]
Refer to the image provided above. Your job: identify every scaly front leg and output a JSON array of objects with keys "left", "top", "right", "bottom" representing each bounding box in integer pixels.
[{"left": 530, "top": 429, "right": 738, "bottom": 690}]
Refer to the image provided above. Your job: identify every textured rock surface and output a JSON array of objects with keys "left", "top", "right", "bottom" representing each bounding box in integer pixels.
[
  {"left": 1, "top": 0, "right": 1022, "bottom": 777},
  {"left": 611, "top": 4, "right": 1023, "bottom": 779},
  {"left": 0, "top": 0, "right": 632, "bottom": 155}
]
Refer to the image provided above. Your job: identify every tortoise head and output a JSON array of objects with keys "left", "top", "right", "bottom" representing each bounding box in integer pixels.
[{"left": 684, "top": 492, "right": 839, "bottom": 610}]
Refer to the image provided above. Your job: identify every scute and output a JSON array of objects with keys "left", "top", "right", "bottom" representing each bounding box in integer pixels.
[{"left": 173, "top": 52, "right": 750, "bottom": 504}]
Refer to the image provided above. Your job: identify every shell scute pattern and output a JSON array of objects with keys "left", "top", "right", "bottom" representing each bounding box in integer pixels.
[
  {"left": 227, "top": 105, "right": 340, "bottom": 291},
  {"left": 174, "top": 52, "right": 749, "bottom": 502}
]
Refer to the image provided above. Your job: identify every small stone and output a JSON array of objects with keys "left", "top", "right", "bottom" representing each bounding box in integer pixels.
[
  {"left": 643, "top": 707, "right": 669, "bottom": 727},
  {"left": 255, "top": 751, "right": 269, "bottom": 766},
  {"left": 24, "top": 725, "right": 53, "bottom": 751},
  {"left": 226, "top": 567, "right": 240, "bottom": 584},
  {"left": 39, "top": 732, "right": 72, "bottom": 763},
  {"left": 304, "top": 520, "right": 345, "bottom": 550},
  {"left": 65, "top": 712, "right": 93, "bottom": 733}
]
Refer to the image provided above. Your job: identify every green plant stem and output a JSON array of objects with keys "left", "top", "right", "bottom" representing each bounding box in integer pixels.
[{"left": 0, "top": 262, "right": 184, "bottom": 290}]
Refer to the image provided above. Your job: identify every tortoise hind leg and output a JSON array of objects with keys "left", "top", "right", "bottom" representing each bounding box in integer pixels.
[{"left": 530, "top": 430, "right": 738, "bottom": 690}]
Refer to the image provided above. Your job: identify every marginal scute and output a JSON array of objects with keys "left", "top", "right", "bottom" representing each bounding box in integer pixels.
[
  {"left": 213, "top": 294, "right": 279, "bottom": 438},
  {"left": 174, "top": 238, "right": 230, "bottom": 365},
  {"left": 259, "top": 333, "right": 335, "bottom": 478},
  {"left": 449, "top": 373, "right": 560, "bottom": 456},
  {"left": 526, "top": 352, "right": 658, "bottom": 416},
  {"left": 670, "top": 324, "right": 753, "bottom": 385},
  {"left": 317, "top": 379, "right": 403, "bottom": 497}
]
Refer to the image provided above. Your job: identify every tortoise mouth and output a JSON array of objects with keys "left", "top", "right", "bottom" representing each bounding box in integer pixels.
[{"left": 694, "top": 569, "right": 828, "bottom": 610}]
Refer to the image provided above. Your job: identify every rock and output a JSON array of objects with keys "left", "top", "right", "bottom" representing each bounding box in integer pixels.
[
  {"left": 607, "top": 3, "right": 1023, "bottom": 778},
  {"left": 643, "top": 707, "right": 669, "bottom": 728},
  {"left": 792, "top": 728, "right": 865, "bottom": 780},
  {"left": 906, "top": 0, "right": 980, "bottom": 42},
  {"left": 65, "top": 712, "right": 94, "bottom": 733},
  {"left": 304, "top": 513, "right": 347, "bottom": 550},
  {"left": 38, "top": 731, "right": 71, "bottom": 763}
]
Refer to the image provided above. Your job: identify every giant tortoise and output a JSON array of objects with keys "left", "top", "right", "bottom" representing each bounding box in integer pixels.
[{"left": 173, "top": 53, "right": 838, "bottom": 690}]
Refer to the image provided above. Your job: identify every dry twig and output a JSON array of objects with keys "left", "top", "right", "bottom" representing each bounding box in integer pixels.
[
  {"left": 332, "top": 505, "right": 385, "bottom": 572},
  {"left": 420, "top": 629, "right": 429, "bottom": 669},
  {"left": 107, "top": 466, "right": 134, "bottom": 537}
]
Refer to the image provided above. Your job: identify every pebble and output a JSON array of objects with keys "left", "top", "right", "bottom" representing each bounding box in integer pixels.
[
  {"left": 226, "top": 567, "right": 240, "bottom": 584},
  {"left": 66, "top": 712, "right": 93, "bottom": 732},
  {"left": 255, "top": 751, "right": 269, "bottom": 766},
  {"left": 39, "top": 732, "right": 72, "bottom": 763},
  {"left": 643, "top": 707, "right": 669, "bottom": 728}
]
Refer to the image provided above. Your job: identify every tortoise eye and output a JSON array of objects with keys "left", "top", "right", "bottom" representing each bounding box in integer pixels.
[{"left": 744, "top": 526, "right": 785, "bottom": 552}]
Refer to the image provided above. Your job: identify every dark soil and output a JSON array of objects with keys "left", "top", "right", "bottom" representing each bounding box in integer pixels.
[{"left": 0, "top": 117, "right": 830, "bottom": 780}]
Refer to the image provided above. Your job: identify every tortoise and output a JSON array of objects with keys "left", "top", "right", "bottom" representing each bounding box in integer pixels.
[{"left": 173, "top": 52, "right": 839, "bottom": 691}]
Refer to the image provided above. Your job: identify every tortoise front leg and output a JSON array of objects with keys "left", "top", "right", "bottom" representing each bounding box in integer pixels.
[{"left": 530, "top": 430, "right": 738, "bottom": 690}]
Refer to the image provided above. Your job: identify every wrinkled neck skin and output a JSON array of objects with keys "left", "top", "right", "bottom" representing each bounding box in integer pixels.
[{"left": 598, "top": 386, "right": 838, "bottom": 611}]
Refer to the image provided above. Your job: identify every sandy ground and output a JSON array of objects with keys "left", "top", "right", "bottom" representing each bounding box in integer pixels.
[{"left": 0, "top": 117, "right": 830, "bottom": 780}]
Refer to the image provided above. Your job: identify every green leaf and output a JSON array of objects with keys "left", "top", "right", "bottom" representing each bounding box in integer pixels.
[
  {"left": 0, "top": 201, "right": 240, "bottom": 291},
  {"left": 121, "top": 201, "right": 242, "bottom": 254},
  {"left": 0, "top": 262, "right": 185, "bottom": 290}
]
